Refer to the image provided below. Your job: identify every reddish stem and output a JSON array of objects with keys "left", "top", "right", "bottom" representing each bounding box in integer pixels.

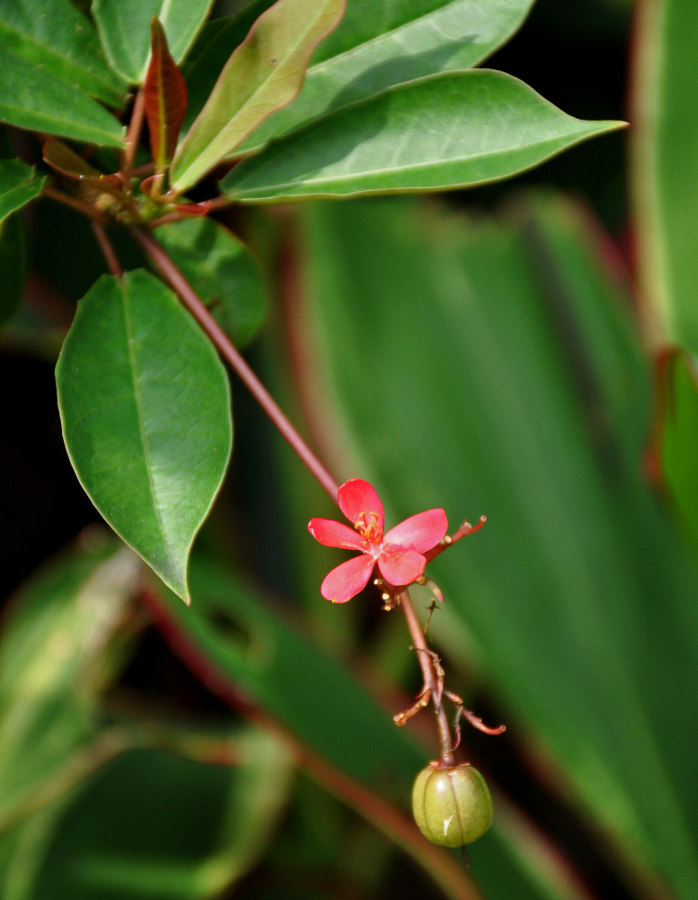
[
  {"left": 399, "top": 589, "right": 456, "bottom": 766},
  {"left": 91, "top": 222, "right": 123, "bottom": 278},
  {"left": 140, "top": 587, "right": 481, "bottom": 900},
  {"left": 132, "top": 226, "right": 339, "bottom": 500},
  {"left": 426, "top": 516, "right": 487, "bottom": 563},
  {"left": 42, "top": 186, "right": 107, "bottom": 223},
  {"left": 133, "top": 225, "right": 459, "bottom": 764}
]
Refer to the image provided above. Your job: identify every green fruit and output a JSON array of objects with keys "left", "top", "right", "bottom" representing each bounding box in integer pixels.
[{"left": 411, "top": 763, "right": 493, "bottom": 847}]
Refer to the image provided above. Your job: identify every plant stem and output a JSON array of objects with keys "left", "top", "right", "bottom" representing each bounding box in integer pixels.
[
  {"left": 134, "top": 225, "right": 458, "bottom": 762},
  {"left": 43, "top": 185, "right": 106, "bottom": 222},
  {"left": 92, "top": 222, "right": 123, "bottom": 278},
  {"left": 399, "top": 589, "right": 456, "bottom": 766},
  {"left": 132, "top": 226, "right": 339, "bottom": 500}
]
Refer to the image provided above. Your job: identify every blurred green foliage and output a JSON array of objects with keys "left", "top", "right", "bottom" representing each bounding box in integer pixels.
[{"left": 3, "top": 1, "right": 698, "bottom": 899}]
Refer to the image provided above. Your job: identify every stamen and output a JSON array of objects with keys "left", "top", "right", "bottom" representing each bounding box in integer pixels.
[{"left": 354, "top": 510, "right": 382, "bottom": 542}]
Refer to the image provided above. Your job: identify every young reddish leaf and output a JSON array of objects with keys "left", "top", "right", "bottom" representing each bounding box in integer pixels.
[
  {"left": 42, "top": 139, "right": 123, "bottom": 195},
  {"left": 144, "top": 18, "right": 188, "bottom": 174},
  {"left": 43, "top": 139, "right": 104, "bottom": 180}
]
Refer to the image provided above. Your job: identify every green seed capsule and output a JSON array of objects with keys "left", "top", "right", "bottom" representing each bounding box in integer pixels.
[{"left": 412, "top": 763, "right": 493, "bottom": 847}]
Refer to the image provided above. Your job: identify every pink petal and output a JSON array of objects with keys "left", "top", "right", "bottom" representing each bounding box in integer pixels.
[
  {"left": 320, "top": 554, "right": 376, "bottom": 604},
  {"left": 377, "top": 548, "right": 426, "bottom": 586},
  {"left": 308, "top": 518, "right": 366, "bottom": 550},
  {"left": 337, "top": 479, "right": 384, "bottom": 532},
  {"left": 383, "top": 508, "right": 448, "bottom": 553}
]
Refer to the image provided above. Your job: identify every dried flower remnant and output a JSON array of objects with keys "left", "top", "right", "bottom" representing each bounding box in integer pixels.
[{"left": 308, "top": 478, "right": 447, "bottom": 603}]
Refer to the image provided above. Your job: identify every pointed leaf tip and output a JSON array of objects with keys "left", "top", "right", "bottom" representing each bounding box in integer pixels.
[{"left": 56, "top": 270, "right": 232, "bottom": 604}]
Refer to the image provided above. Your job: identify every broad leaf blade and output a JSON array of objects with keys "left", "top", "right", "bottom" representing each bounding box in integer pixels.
[
  {"left": 0, "top": 159, "right": 45, "bottom": 224},
  {"left": 154, "top": 218, "right": 267, "bottom": 349},
  {"left": 56, "top": 269, "right": 233, "bottom": 603},
  {"left": 170, "top": 0, "right": 346, "bottom": 193},
  {"left": 0, "top": 51, "right": 124, "bottom": 146},
  {"left": 93, "top": 0, "right": 214, "bottom": 84},
  {"left": 144, "top": 18, "right": 188, "bottom": 173},
  {"left": 0, "top": 0, "right": 126, "bottom": 107},
  {"left": 632, "top": 0, "right": 698, "bottom": 355},
  {"left": 235, "top": 0, "right": 537, "bottom": 155},
  {"left": 222, "top": 71, "right": 625, "bottom": 201},
  {"left": 297, "top": 196, "right": 698, "bottom": 898}
]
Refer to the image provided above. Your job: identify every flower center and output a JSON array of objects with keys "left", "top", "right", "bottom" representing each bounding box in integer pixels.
[{"left": 354, "top": 511, "right": 382, "bottom": 544}]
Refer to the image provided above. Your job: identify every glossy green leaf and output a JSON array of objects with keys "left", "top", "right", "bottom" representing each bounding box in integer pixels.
[
  {"left": 0, "top": 214, "right": 26, "bottom": 324},
  {"left": 0, "top": 159, "right": 45, "bottom": 224},
  {"left": 222, "top": 71, "right": 624, "bottom": 201},
  {"left": 170, "top": 0, "right": 347, "bottom": 193},
  {"left": 144, "top": 18, "right": 189, "bottom": 173},
  {"left": 0, "top": 0, "right": 126, "bottom": 107},
  {"left": 632, "top": 0, "right": 698, "bottom": 356},
  {"left": 93, "top": 0, "right": 214, "bottom": 84},
  {"left": 56, "top": 269, "right": 232, "bottom": 603},
  {"left": 154, "top": 218, "right": 267, "bottom": 349},
  {"left": 0, "top": 51, "right": 124, "bottom": 146},
  {"left": 236, "top": 0, "right": 537, "bottom": 155},
  {"left": 297, "top": 195, "right": 698, "bottom": 898}
]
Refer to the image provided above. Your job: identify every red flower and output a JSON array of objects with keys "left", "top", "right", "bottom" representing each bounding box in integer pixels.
[{"left": 308, "top": 479, "right": 448, "bottom": 604}]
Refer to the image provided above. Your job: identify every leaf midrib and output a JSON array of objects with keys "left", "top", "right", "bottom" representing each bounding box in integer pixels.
[
  {"left": 122, "top": 286, "right": 169, "bottom": 555},
  {"left": 232, "top": 126, "right": 606, "bottom": 193}
]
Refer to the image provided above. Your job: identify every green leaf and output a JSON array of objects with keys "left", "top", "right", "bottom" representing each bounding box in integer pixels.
[
  {"left": 298, "top": 195, "right": 698, "bottom": 898},
  {"left": 0, "top": 159, "right": 44, "bottom": 224},
  {"left": 657, "top": 350, "right": 698, "bottom": 549},
  {"left": 154, "top": 218, "right": 267, "bottom": 349},
  {"left": 222, "top": 70, "right": 625, "bottom": 201},
  {"left": 144, "top": 18, "right": 188, "bottom": 173},
  {"left": 56, "top": 269, "right": 233, "bottom": 603},
  {"left": 0, "top": 214, "right": 26, "bottom": 324},
  {"left": 632, "top": 0, "right": 698, "bottom": 357},
  {"left": 236, "top": 0, "right": 537, "bottom": 155},
  {"left": 170, "top": 0, "right": 347, "bottom": 193},
  {"left": 0, "top": 51, "right": 124, "bottom": 146},
  {"left": 0, "top": 539, "right": 137, "bottom": 832},
  {"left": 0, "top": 0, "right": 127, "bottom": 108},
  {"left": 93, "top": 0, "right": 215, "bottom": 84}
]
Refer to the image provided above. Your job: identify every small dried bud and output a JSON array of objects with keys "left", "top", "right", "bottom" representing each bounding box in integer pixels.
[{"left": 411, "top": 763, "right": 493, "bottom": 847}]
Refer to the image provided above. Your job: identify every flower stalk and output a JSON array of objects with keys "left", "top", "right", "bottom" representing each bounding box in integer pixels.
[{"left": 130, "top": 224, "right": 487, "bottom": 767}]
